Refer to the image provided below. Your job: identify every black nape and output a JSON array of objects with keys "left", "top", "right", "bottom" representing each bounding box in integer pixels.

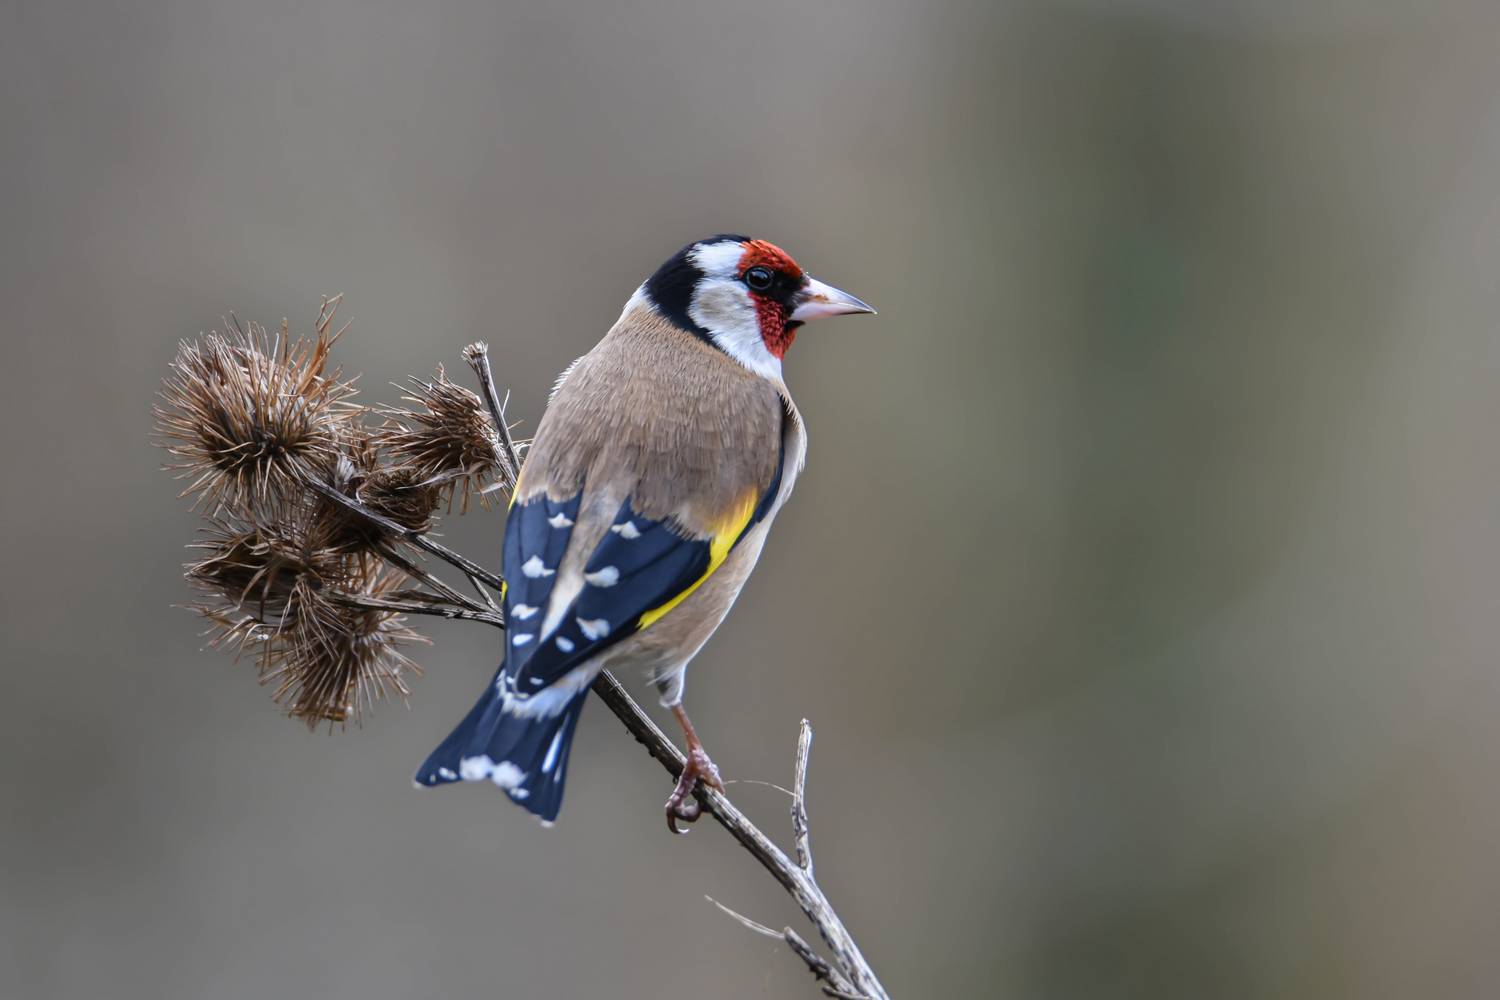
[{"left": 641, "top": 236, "right": 749, "bottom": 342}]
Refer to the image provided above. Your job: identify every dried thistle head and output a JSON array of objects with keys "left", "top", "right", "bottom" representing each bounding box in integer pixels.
[
  {"left": 190, "top": 520, "right": 426, "bottom": 728},
  {"left": 266, "top": 573, "right": 427, "bottom": 729},
  {"left": 374, "top": 365, "right": 502, "bottom": 511},
  {"left": 185, "top": 509, "right": 349, "bottom": 624},
  {"left": 361, "top": 465, "right": 442, "bottom": 532},
  {"left": 305, "top": 451, "right": 442, "bottom": 558},
  {"left": 154, "top": 297, "right": 360, "bottom": 514}
]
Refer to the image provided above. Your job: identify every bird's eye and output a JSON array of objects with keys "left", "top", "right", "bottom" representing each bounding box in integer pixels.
[{"left": 744, "top": 266, "right": 774, "bottom": 292}]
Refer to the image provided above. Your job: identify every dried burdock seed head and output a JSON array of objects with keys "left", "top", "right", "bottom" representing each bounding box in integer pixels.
[
  {"left": 154, "top": 296, "right": 361, "bottom": 514},
  {"left": 267, "top": 573, "right": 427, "bottom": 729},
  {"left": 191, "top": 544, "right": 426, "bottom": 728},
  {"left": 361, "top": 465, "right": 442, "bottom": 532},
  {"left": 374, "top": 365, "right": 502, "bottom": 512},
  {"left": 186, "top": 511, "right": 349, "bottom": 624},
  {"left": 308, "top": 456, "right": 441, "bottom": 555}
]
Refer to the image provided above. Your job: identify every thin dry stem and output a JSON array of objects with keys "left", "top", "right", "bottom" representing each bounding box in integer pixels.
[
  {"left": 793, "top": 718, "right": 814, "bottom": 875},
  {"left": 326, "top": 590, "right": 505, "bottom": 629},
  {"left": 462, "top": 341, "right": 523, "bottom": 487}
]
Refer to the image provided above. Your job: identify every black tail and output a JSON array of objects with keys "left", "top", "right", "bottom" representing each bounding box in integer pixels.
[{"left": 414, "top": 674, "right": 587, "bottom": 824}]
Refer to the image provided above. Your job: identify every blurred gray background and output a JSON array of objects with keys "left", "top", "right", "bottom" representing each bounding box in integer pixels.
[{"left": 4, "top": 1, "right": 1500, "bottom": 997}]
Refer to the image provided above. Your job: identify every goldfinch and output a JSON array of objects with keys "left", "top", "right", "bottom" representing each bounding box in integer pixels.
[{"left": 415, "top": 235, "right": 874, "bottom": 828}]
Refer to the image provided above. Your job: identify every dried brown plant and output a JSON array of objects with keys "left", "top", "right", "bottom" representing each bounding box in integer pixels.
[
  {"left": 269, "top": 571, "right": 427, "bottom": 727},
  {"left": 374, "top": 366, "right": 504, "bottom": 511},
  {"left": 154, "top": 297, "right": 360, "bottom": 514},
  {"left": 311, "top": 451, "right": 441, "bottom": 553},
  {"left": 154, "top": 296, "right": 487, "bottom": 729}
]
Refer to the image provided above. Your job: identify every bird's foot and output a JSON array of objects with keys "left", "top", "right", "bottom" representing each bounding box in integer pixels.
[{"left": 665, "top": 745, "right": 724, "bottom": 834}]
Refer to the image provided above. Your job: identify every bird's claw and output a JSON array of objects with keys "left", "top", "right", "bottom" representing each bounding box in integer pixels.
[{"left": 665, "top": 746, "right": 724, "bottom": 834}]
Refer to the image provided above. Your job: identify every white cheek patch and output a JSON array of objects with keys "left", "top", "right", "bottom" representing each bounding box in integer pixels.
[{"left": 689, "top": 280, "right": 783, "bottom": 381}]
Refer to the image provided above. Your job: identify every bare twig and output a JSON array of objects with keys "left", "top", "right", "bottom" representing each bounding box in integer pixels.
[
  {"left": 705, "top": 898, "right": 863, "bottom": 998},
  {"left": 373, "top": 541, "right": 491, "bottom": 617},
  {"left": 792, "top": 718, "right": 814, "bottom": 875},
  {"left": 588, "top": 672, "right": 889, "bottom": 1000},
  {"left": 462, "top": 342, "right": 522, "bottom": 485},
  {"left": 467, "top": 570, "right": 502, "bottom": 614},
  {"left": 785, "top": 928, "right": 864, "bottom": 999},
  {"left": 306, "top": 478, "right": 504, "bottom": 591},
  {"left": 326, "top": 590, "right": 506, "bottom": 629}
]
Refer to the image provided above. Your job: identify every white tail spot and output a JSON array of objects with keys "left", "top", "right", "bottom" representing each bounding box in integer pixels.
[
  {"left": 459, "top": 755, "right": 495, "bottom": 781},
  {"left": 542, "top": 728, "right": 566, "bottom": 773},
  {"left": 610, "top": 521, "right": 642, "bottom": 539},
  {"left": 490, "top": 761, "right": 526, "bottom": 790},
  {"left": 547, "top": 512, "right": 574, "bottom": 528},
  {"left": 512, "top": 604, "right": 538, "bottom": 620},
  {"left": 521, "top": 556, "right": 554, "bottom": 578}
]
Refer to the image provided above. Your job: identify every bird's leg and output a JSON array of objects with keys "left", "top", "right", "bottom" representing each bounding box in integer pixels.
[{"left": 665, "top": 703, "right": 724, "bottom": 834}]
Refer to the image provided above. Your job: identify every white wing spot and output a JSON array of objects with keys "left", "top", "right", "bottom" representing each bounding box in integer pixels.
[
  {"left": 512, "top": 632, "right": 534, "bottom": 647},
  {"left": 530, "top": 676, "right": 545, "bottom": 686},
  {"left": 547, "top": 512, "right": 574, "bottom": 529},
  {"left": 610, "top": 521, "right": 642, "bottom": 539},
  {"left": 577, "top": 617, "right": 610, "bottom": 640},
  {"left": 459, "top": 755, "right": 495, "bottom": 781},
  {"left": 437, "top": 767, "right": 457, "bottom": 781},
  {"left": 556, "top": 636, "right": 575, "bottom": 653},
  {"left": 490, "top": 761, "right": 526, "bottom": 790},
  {"left": 521, "top": 556, "right": 554, "bottom": 578},
  {"left": 584, "top": 566, "right": 620, "bottom": 588},
  {"left": 512, "top": 604, "right": 538, "bottom": 620}
]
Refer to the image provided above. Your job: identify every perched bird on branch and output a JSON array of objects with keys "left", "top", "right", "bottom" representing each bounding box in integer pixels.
[{"left": 415, "top": 235, "right": 874, "bottom": 828}]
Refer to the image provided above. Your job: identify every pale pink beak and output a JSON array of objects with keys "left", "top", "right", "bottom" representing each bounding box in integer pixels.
[{"left": 789, "top": 276, "right": 876, "bottom": 322}]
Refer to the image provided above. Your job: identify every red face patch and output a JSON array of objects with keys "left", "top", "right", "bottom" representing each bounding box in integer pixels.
[
  {"left": 738, "top": 240, "right": 804, "bottom": 360},
  {"left": 738, "top": 239, "right": 803, "bottom": 279}
]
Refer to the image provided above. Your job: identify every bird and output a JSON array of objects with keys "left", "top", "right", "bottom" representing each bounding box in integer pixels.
[{"left": 414, "top": 234, "right": 874, "bottom": 829}]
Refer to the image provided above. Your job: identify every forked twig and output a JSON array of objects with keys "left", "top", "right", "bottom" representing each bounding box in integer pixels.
[
  {"left": 374, "top": 541, "right": 492, "bottom": 618},
  {"left": 306, "top": 478, "right": 504, "bottom": 590},
  {"left": 705, "top": 897, "right": 864, "bottom": 999},
  {"left": 586, "top": 673, "right": 887, "bottom": 999}
]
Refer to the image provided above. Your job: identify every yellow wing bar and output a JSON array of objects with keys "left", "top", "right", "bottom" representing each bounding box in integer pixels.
[{"left": 637, "top": 492, "right": 758, "bottom": 630}]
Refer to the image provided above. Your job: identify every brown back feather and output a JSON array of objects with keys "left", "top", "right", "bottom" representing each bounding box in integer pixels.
[{"left": 519, "top": 305, "right": 786, "bottom": 537}]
